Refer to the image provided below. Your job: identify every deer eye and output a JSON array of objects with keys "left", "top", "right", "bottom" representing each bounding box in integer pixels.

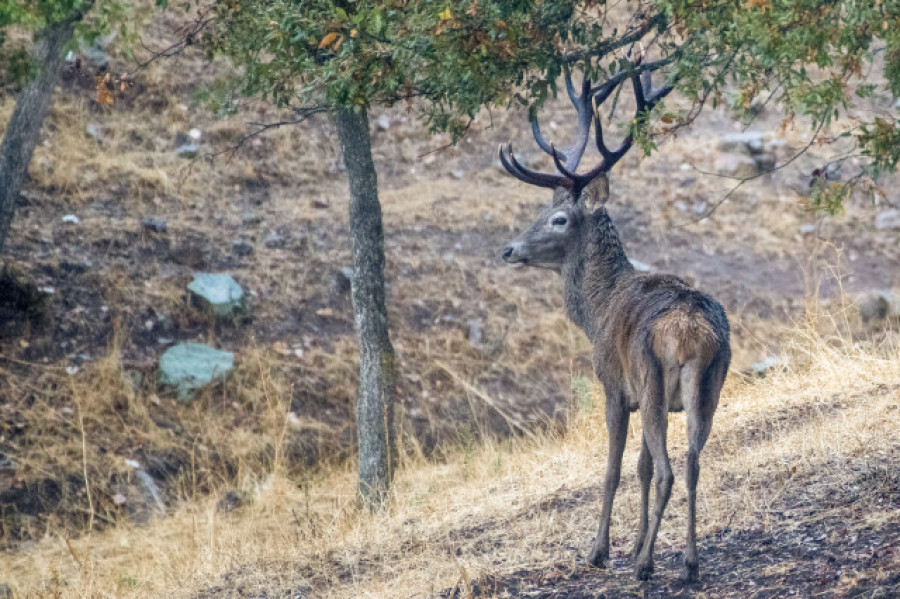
[{"left": 551, "top": 216, "right": 568, "bottom": 226}]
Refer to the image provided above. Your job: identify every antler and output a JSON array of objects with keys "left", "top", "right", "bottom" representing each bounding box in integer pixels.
[
  {"left": 499, "top": 57, "right": 675, "bottom": 193},
  {"left": 499, "top": 65, "right": 593, "bottom": 190}
]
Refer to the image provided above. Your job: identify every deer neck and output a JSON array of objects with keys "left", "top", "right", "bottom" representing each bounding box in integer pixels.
[{"left": 562, "top": 209, "right": 634, "bottom": 336}]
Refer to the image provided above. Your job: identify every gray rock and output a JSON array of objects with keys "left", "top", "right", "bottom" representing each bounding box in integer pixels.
[
  {"left": 140, "top": 217, "right": 167, "bottom": 233},
  {"left": 452, "top": 169, "right": 465, "bottom": 180},
  {"left": 714, "top": 152, "right": 758, "bottom": 178},
  {"left": 82, "top": 45, "right": 109, "bottom": 69},
  {"left": 187, "top": 273, "right": 247, "bottom": 317},
  {"left": 748, "top": 356, "right": 781, "bottom": 377},
  {"left": 331, "top": 266, "right": 353, "bottom": 296},
  {"left": 799, "top": 224, "right": 817, "bottom": 234},
  {"left": 241, "top": 211, "right": 261, "bottom": 225},
  {"left": 175, "top": 144, "right": 199, "bottom": 159},
  {"left": 718, "top": 131, "right": 764, "bottom": 154},
  {"left": 217, "top": 490, "right": 245, "bottom": 512},
  {"left": 859, "top": 289, "right": 900, "bottom": 322},
  {"left": 85, "top": 123, "right": 104, "bottom": 142},
  {"left": 135, "top": 469, "right": 166, "bottom": 514},
  {"left": 629, "top": 258, "right": 652, "bottom": 272},
  {"left": 232, "top": 238, "right": 254, "bottom": 256},
  {"left": 753, "top": 152, "right": 777, "bottom": 173},
  {"left": 159, "top": 342, "right": 234, "bottom": 401},
  {"left": 859, "top": 295, "right": 889, "bottom": 322},
  {"left": 468, "top": 318, "right": 483, "bottom": 348},
  {"left": 875, "top": 209, "right": 900, "bottom": 230},
  {"left": 264, "top": 233, "right": 287, "bottom": 249},
  {"left": 375, "top": 115, "right": 391, "bottom": 131}
]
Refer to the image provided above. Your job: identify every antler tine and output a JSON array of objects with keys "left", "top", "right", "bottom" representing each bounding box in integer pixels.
[
  {"left": 498, "top": 143, "right": 572, "bottom": 189},
  {"left": 550, "top": 143, "right": 578, "bottom": 180},
  {"left": 529, "top": 67, "right": 593, "bottom": 170},
  {"left": 578, "top": 60, "right": 674, "bottom": 182}
]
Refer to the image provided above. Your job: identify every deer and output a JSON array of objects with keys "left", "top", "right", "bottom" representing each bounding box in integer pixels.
[{"left": 498, "top": 63, "right": 731, "bottom": 582}]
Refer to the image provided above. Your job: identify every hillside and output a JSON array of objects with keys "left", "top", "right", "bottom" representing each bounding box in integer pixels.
[
  {"left": 1, "top": 4, "right": 900, "bottom": 597},
  {"left": 3, "top": 328, "right": 899, "bottom": 597}
]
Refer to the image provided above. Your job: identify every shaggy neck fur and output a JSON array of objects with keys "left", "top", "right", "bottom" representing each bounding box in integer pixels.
[{"left": 562, "top": 208, "right": 634, "bottom": 337}]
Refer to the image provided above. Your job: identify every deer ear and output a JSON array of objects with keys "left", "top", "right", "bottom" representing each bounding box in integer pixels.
[{"left": 581, "top": 175, "right": 609, "bottom": 214}]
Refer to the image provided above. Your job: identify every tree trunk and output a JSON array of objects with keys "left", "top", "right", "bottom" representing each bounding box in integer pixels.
[
  {"left": 334, "top": 107, "right": 396, "bottom": 511},
  {"left": 0, "top": 18, "right": 78, "bottom": 254}
]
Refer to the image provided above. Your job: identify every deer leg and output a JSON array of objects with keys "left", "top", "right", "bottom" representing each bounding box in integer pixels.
[
  {"left": 634, "top": 393, "right": 672, "bottom": 580},
  {"left": 633, "top": 436, "right": 652, "bottom": 558},
  {"left": 588, "top": 394, "right": 629, "bottom": 568},
  {"left": 683, "top": 363, "right": 717, "bottom": 582}
]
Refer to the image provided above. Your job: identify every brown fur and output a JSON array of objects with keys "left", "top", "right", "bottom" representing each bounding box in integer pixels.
[{"left": 651, "top": 309, "right": 718, "bottom": 367}]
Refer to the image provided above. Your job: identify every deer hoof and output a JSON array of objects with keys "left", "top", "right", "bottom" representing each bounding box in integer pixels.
[
  {"left": 635, "top": 559, "right": 654, "bottom": 580},
  {"left": 682, "top": 559, "right": 699, "bottom": 583},
  {"left": 587, "top": 546, "right": 608, "bottom": 568}
]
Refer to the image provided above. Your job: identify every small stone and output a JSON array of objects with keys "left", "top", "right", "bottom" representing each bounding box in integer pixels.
[
  {"left": 799, "top": 224, "right": 816, "bottom": 234},
  {"left": 452, "top": 169, "right": 465, "bottom": 180},
  {"left": 718, "top": 131, "right": 764, "bottom": 154},
  {"left": 85, "top": 123, "right": 104, "bottom": 141},
  {"left": 859, "top": 290, "right": 900, "bottom": 322},
  {"left": 629, "top": 259, "right": 652, "bottom": 272},
  {"left": 331, "top": 267, "right": 353, "bottom": 296},
  {"left": 875, "top": 209, "right": 900, "bottom": 230},
  {"left": 468, "top": 318, "right": 483, "bottom": 348},
  {"left": 264, "top": 233, "right": 287, "bottom": 249},
  {"left": 375, "top": 115, "right": 391, "bottom": 131},
  {"left": 189, "top": 128, "right": 202, "bottom": 141},
  {"left": 714, "top": 152, "right": 758, "bottom": 178},
  {"left": 753, "top": 152, "right": 777, "bottom": 173},
  {"left": 187, "top": 273, "right": 247, "bottom": 317},
  {"left": 217, "top": 490, "right": 244, "bottom": 512},
  {"left": 135, "top": 468, "right": 166, "bottom": 516},
  {"left": 241, "top": 211, "right": 261, "bottom": 225},
  {"left": 113, "top": 493, "right": 127, "bottom": 505},
  {"left": 158, "top": 342, "right": 234, "bottom": 402},
  {"left": 62, "top": 214, "right": 79, "bottom": 224},
  {"left": 82, "top": 45, "right": 109, "bottom": 69},
  {"left": 312, "top": 198, "right": 330, "bottom": 209},
  {"left": 764, "top": 138, "right": 787, "bottom": 152},
  {"left": 748, "top": 356, "right": 780, "bottom": 377},
  {"left": 674, "top": 201, "right": 688, "bottom": 212},
  {"left": 691, "top": 202, "right": 708, "bottom": 215},
  {"left": 175, "top": 144, "right": 199, "bottom": 159},
  {"left": 232, "top": 238, "right": 254, "bottom": 256},
  {"left": 140, "top": 217, "right": 167, "bottom": 233}
]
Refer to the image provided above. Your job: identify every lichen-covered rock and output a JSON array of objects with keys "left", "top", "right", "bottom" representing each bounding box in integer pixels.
[
  {"left": 158, "top": 343, "right": 234, "bottom": 402},
  {"left": 187, "top": 273, "right": 247, "bottom": 317}
]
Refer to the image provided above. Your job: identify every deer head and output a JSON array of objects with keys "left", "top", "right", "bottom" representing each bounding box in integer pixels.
[{"left": 500, "top": 61, "right": 672, "bottom": 271}]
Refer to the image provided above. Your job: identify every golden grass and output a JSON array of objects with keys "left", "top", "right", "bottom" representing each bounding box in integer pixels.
[{"left": 2, "top": 320, "right": 898, "bottom": 597}]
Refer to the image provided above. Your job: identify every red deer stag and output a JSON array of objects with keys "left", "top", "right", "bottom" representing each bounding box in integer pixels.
[{"left": 499, "top": 64, "right": 730, "bottom": 581}]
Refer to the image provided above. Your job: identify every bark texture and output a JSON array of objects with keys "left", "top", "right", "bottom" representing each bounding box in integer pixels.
[
  {"left": 334, "top": 107, "right": 396, "bottom": 510},
  {"left": 0, "top": 18, "right": 78, "bottom": 253}
]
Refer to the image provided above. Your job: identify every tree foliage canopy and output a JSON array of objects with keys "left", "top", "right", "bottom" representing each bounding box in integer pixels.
[
  {"left": 187, "top": 0, "right": 900, "bottom": 210},
  {"left": 0, "top": 0, "right": 125, "bottom": 85}
]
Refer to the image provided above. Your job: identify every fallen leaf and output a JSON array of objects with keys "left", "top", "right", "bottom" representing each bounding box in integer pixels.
[{"left": 319, "top": 32, "right": 339, "bottom": 49}]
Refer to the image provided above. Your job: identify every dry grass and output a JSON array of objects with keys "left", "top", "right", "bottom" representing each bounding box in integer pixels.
[{"left": 2, "top": 318, "right": 898, "bottom": 597}]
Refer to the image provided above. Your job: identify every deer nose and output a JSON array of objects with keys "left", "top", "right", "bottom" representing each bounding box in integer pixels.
[{"left": 501, "top": 246, "right": 514, "bottom": 262}]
